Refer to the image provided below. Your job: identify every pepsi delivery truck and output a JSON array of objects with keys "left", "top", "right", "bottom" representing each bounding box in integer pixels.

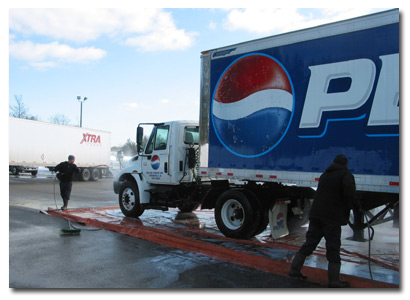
[{"left": 114, "top": 9, "right": 399, "bottom": 239}]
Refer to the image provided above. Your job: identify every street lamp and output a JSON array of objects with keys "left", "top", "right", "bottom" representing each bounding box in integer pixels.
[{"left": 77, "top": 96, "right": 88, "bottom": 127}]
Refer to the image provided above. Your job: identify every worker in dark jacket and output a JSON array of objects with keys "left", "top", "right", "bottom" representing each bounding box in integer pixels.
[
  {"left": 55, "top": 155, "right": 80, "bottom": 210},
  {"left": 288, "top": 154, "right": 360, "bottom": 288}
]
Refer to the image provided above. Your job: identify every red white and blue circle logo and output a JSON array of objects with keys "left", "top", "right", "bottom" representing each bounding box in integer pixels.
[
  {"left": 151, "top": 155, "right": 160, "bottom": 170},
  {"left": 212, "top": 54, "right": 294, "bottom": 157}
]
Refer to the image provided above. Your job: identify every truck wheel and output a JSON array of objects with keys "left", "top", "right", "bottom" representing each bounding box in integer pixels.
[
  {"left": 90, "top": 168, "right": 100, "bottom": 181},
  {"left": 119, "top": 181, "right": 145, "bottom": 218},
  {"left": 243, "top": 190, "right": 268, "bottom": 236},
  {"left": 11, "top": 167, "right": 19, "bottom": 176},
  {"left": 80, "top": 168, "right": 91, "bottom": 181},
  {"left": 215, "top": 190, "right": 258, "bottom": 239}
]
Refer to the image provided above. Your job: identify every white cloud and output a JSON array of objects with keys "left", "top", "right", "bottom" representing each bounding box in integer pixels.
[
  {"left": 9, "top": 8, "right": 196, "bottom": 51},
  {"left": 122, "top": 102, "right": 139, "bottom": 109},
  {"left": 9, "top": 8, "right": 114, "bottom": 43},
  {"left": 123, "top": 10, "right": 197, "bottom": 51},
  {"left": 209, "top": 21, "right": 217, "bottom": 30},
  {"left": 9, "top": 39, "right": 106, "bottom": 69},
  {"left": 320, "top": 8, "right": 381, "bottom": 23},
  {"left": 224, "top": 8, "right": 307, "bottom": 34},
  {"left": 223, "top": 8, "right": 380, "bottom": 35},
  {"left": 29, "top": 61, "right": 57, "bottom": 71}
]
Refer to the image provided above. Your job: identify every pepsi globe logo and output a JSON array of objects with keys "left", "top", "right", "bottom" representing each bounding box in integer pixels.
[
  {"left": 212, "top": 54, "right": 295, "bottom": 157},
  {"left": 151, "top": 155, "right": 160, "bottom": 170},
  {"left": 274, "top": 212, "right": 285, "bottom": 230}
]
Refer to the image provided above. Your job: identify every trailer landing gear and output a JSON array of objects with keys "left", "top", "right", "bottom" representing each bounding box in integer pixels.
[{"left": 348, "top": 201, "right": 399, "bottom": 242}]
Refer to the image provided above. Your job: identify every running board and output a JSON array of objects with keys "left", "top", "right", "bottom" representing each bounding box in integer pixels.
[{"left": 142, "top": 204, "right": 169, "bottom": 211}]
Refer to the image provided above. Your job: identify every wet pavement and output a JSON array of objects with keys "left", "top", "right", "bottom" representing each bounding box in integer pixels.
[
  {"left": 10, "top": 206, "right": 322, "bottom": 288},
  {"left": 46, "top": 206, "right": 399, "bottom": 288},
  {"left": 9, "top": 174, "right": 399, "bottom": 288}
]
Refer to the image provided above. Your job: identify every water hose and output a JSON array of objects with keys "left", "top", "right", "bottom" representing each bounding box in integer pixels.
[{"left": 53, "top": 174, "right": 103, "bottom": 234}]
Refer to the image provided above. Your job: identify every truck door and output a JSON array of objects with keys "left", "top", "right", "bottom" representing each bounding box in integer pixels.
[{"left": 141, "top": 125, "right": 172, "bottom": 184}]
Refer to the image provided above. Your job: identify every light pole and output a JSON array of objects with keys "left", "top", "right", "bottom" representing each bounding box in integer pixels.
[{"left": 77, "top": 96, "right": 87, "bottom": 127}]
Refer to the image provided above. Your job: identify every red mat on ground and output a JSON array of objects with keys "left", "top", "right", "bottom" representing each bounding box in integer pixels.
[{"left": 47, "top": 207, "right": 398, "bottom": 288}]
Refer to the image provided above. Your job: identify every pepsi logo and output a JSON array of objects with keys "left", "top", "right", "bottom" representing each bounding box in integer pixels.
[
  {"left": 276, "top": 212, "right": 284, "bottom": 221},
  {"left": 151, "top": 155, "right": 160, "bottom": 170},
  {"left": 212, "top": 54, "right": 294, "bottom": 157}
]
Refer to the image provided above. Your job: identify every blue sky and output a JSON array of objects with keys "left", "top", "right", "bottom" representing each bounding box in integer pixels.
[{"left": 7, "top": 5, "right": 394, "bottom": 147}]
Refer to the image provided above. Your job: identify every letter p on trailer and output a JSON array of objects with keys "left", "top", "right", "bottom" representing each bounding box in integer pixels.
[{"left": 114, "top": 9, "right": 399, "bottom": 240}]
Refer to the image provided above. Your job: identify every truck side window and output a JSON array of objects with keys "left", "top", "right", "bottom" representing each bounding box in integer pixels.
[
  {"left": 145, "top": 128, "right": 156, "bottom": 155},
  {"left": 184, "top": 126, "right": 199, "bottom": 145},
  {"left": 154, "top": 126, "right": 169, "bottom": 151}
]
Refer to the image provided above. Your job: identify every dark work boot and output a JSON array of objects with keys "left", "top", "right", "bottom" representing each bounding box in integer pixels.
[
  {"left": 62, "top": 199, "right": 68, "bottom": 210},
  {"left": 328, "top": 263, "right": 350, "bottom": 288},
  {"left": 288, "top": 253, "right": 307, "bottom": 280}
]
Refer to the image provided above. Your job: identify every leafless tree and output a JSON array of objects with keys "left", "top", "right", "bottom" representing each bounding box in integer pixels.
[
  {"left": 49, "top": 114, "right": 71, "bottom": 125},
  {"left": 9, "top": 95, "right": 32, "bottom": 119}
]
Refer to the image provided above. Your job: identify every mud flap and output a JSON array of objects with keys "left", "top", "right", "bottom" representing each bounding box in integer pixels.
[{"left": 269, "top": 201, "right": 290, "bottom": 240}]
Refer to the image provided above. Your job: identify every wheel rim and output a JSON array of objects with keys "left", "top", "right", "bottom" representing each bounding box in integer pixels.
[
  {"left": 221, "top": 199, "right": 244, "bottom": 230},
  {"left": 92, "top": 169, "right": 100, "bottom": 180},
  {"left": 82, "top": 169, "right": 90, "bottom": 180},
  {"left": 121, "top": 187, "right": 136, "bottom": 211}
]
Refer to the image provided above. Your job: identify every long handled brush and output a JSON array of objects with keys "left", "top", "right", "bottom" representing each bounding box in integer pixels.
[{"left": 61, "top": 220, "right": 81, "bottom": 235}]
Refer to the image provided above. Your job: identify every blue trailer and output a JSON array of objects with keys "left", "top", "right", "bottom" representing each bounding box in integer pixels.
[{"left": 114, "top": 9, "right": 399, "bottom": 239}]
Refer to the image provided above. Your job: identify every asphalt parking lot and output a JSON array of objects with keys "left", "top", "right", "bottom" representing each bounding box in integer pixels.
[
  {"left": 9, "top": 171, "right": 399, "bottom": 289},
  {"left": 9, "top": 173, "right": 322, "bottom": 289}
]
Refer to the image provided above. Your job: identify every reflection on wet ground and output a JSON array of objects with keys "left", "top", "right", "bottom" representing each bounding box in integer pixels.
[{"left": 47, "top": 206, "right": 399, "bottom": 288}]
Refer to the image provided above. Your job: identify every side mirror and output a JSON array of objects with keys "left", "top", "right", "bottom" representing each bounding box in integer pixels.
[{"left": 136, "top": 126, "right": 144, "bottom": 153}]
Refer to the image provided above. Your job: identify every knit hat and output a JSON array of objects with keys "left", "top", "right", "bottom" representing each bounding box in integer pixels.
[{"left": 333, "top": 154, "right": 348, "bottom": 166}]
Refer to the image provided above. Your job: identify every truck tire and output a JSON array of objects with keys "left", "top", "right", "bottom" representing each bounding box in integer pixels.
[
  {"left": 90, "top": 168, "right": 100, "bottom": 181},
  {"left": 119, "top": 181, "right": 145, "bottom": 218},
  {"left": 215, "top": 189, "right": 259, "bottom": 239},
  {"left": 11, "top": 167, "right": 19, "bottom": 176},
  {"left": 80, "top": 168, "right": 91, "bottom": 181},
  {"left": 243, "top": 190, "right": 268, "bottom": 236}
]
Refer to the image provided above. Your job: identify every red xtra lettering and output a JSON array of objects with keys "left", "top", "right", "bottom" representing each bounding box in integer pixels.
[{"left": 80, "top": 133, "right": 101, "bottom": 144}]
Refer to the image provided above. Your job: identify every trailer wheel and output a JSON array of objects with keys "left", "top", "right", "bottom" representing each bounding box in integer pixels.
[
  {"left": 90, "top": 168, "right": 100, "bottom": 181},
  {"left": 11, "top": 167, "right": 19, "bottom": 176},
  {"left": 80, "top": 168, "right": 91, "bottom": 181},
  {"left": 119, "top": 181, "right": 145, "bottom": 218},
  {"left": 215, "top": 190, "right": 258, "bottom": 239}
]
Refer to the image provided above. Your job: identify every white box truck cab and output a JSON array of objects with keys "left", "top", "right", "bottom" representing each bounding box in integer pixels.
[{"left": 114, "top": 121, "right": 203, "bottom": 216}]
